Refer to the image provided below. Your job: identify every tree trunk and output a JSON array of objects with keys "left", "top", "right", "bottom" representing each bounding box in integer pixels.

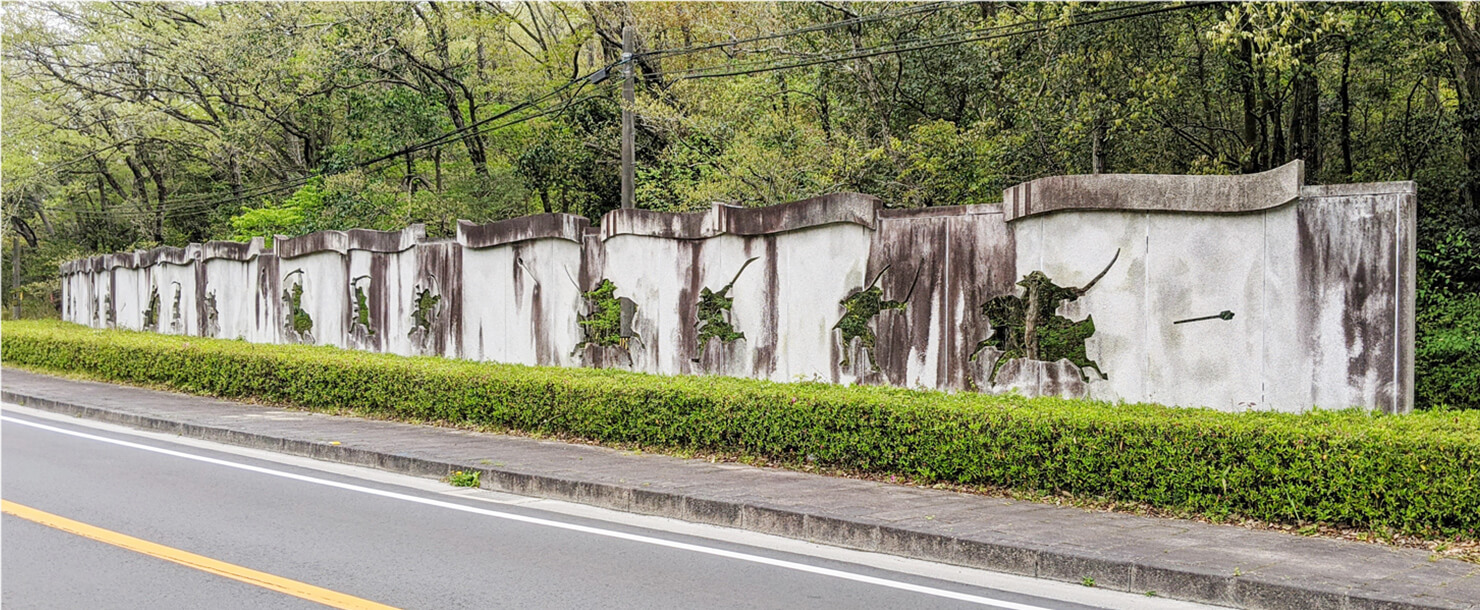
[
  {"left": 405, "top": 152, "right": 417, "bottom": 197},
  {"left": 229, "top": 155, "right": 243, "bottom": 200},
  {"left": 1434, "top": 1, "right": 1480, "bottom": 206},
  {"left": 538, "top": 187, "right": 552, "bottom": 214},
  {"left": 1238, "top": 22, "right": 1260, "bottom": 173},
  {"left": 1091, "top": 119, "right": 1106, "bottom": 174},
  {"left": 440, "top": 91, "right": 491, "bottom": 180},
  {"left": 474, "top": 3, "right": 488, "bottom": 84},
  {"left": 1271, "top": 69, "right": 1287, "bottom": 166},
  {"left": 1340, "top": 37, "right": 1354, "bottom": 180},
  {"left": 1302, "top": 37, "right": 1321, "bottom": 180},
  {"left": 1290, "top": 41, "right": 1320, "bottom": 181},
  {"left": 142, "top": 155, "right": 168, "bottom": 242}
]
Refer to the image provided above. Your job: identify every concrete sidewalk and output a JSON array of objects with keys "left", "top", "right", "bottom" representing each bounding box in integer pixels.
[{"left": 3, "top": 368, "right": 1475, "bottom": 610}]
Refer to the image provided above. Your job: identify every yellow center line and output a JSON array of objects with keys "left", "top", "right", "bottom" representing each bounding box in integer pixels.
[{"left": 1, "top": 499, "right": 399, "bottom": 610}]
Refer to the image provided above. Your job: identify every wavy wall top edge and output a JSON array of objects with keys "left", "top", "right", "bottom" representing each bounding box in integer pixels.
[
  {"left": 457, "top": 214, "right": 590, "bottom": 249},
  {"left": 64, "top": 170, "right": 1405, "bottom": 276},
  {"left": 1001, "top": 161, "right": 1304, "bottom": 222},
  {"left": 599, "top": 192, "right": 882, "bottom": 241},
  {"left": 274, "top": 224, "right": 427, "bottom": 259}
]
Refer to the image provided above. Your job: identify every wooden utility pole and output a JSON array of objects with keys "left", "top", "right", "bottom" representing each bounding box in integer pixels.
[{"left": 621, "top": 24, "right": 635, "bottom": 209}]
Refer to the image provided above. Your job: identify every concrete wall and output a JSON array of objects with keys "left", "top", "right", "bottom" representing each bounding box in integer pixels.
[{"left": 59, "top": 162, "right": 1416, "bottom": 413}]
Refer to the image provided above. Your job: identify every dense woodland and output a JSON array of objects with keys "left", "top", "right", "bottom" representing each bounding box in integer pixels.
[{"left": 2, "top": 1, "right": 1476, "bottom": 407}]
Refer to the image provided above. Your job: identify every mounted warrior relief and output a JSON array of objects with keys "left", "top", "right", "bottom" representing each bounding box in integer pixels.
[
  {"left": 350, "top": 275, "right": 375, "bottom": 337},
  {"left": 972, "top": 249, "right": 1120, "bottom": 385},
  {"left": 281, "top": 270, "right": 314, "bottom": 344},
  {"left": 573, "top": 276, "right": 642, "bottom": 365},
  {"left": 204, "top": 290, "right": 220, "bottom": 337},
  {"left": 408, "top": 275, "right": 443, "bottom": 352},
  {"left": 143, "top": 286, "right": 161, "bottom": 331},
  {"left": 834, "top": 261, "right": 921, "bottom": 371},
  {"left": 693, "top": 257, "right": 758, "bottom": 362}
]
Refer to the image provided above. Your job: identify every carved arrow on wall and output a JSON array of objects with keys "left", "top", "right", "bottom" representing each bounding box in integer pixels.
[{"left": 1173, "top": 310, "right": 1235, "bottom": 324}]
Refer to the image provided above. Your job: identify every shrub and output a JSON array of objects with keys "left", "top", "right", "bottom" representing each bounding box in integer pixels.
[
  {"left": 1416, "top": 292, "right": 1480, "bottom": 410},
  {"left": 4, "top": 319, "right": 1477, "bottom": 538},
  {"left": 1417, "top": 227, "right": 1480, "bottom": 410}
]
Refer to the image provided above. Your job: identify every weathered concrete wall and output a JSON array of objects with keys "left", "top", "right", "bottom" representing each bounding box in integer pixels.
[
  {"left": 994, "top": 163, "right": 1415, "bottom": 412},
  {"left": 58, "top": 161, "right": 1415, "bottom": 412}
]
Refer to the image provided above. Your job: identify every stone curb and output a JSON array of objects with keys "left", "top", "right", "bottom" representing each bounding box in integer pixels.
[{"left": 2, "top": 388, "right": 1465, "bottom": 610}]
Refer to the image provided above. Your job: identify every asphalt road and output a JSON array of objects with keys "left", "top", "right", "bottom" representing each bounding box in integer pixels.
[{"left": 1, "top": 406, "right": 1215, "bottom": 610}]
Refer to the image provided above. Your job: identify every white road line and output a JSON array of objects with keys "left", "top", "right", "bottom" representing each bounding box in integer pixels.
[{"left": 1, "top": 413, "right": 1053, "bottom": 610}]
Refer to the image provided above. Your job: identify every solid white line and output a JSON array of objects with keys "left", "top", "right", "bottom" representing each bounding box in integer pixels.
[{"left": 0, "top": 413, "right": 1052, "bottom": 610}]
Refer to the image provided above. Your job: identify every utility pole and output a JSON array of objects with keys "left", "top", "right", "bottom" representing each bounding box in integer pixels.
[{"left": 621, "top": 24, "right": 635, "bottom": 209}]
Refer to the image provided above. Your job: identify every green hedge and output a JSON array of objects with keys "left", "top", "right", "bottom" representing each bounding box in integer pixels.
[{"left": 4, "top": 320, "right": 1477, "bottom": 537}]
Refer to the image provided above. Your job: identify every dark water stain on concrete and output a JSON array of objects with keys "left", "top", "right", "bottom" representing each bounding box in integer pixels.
[{"left": 751, "top": 236, "right": 779, "bottom": 379}]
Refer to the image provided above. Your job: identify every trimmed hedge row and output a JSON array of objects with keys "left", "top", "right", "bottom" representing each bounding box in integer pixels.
[{"left": 4, "top": 320, "right": 1478, "bottom": 537}]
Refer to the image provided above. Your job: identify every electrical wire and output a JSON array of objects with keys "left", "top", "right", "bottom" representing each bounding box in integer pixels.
[
  {"left": 660, "top": 2, "right": 1196, "bottom": 82},
  {"left": 642, "top": 2, "right": 951, "bottom": 60},
  {"left": 70, "top": 86, "right": 617, "bottom": 219},
  {"left": 66, "top": 3, "right": 1207, "bottom": 220},
  {"left": 71, "top": 63, "right": 621, "bottom": 219}
]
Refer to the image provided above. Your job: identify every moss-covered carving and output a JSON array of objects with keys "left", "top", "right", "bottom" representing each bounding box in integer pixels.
[
  {"left": 143, "top": 286, "right": 160, "bottom": 330},
  {"left": 169, "top": 282, "right": 182, "bottom": 331},
  {"left": 834, "top": 263, "right": 920, "bottom": 370},
  {"left": 574, "top": 279, "right": 643, "bottom": 355},
  {"left": 281, "top": 272, "right": 313, "bottom": 338},
  {"left": 694, "top": 257, "right": 757, "bottom": 361},
  {"left": 351, "top": 275, "right": 374, "bottom": 336},
  {"left": 972, "top": 250, "right": 1119, "bottom": 384},
  {"left": 410, "top": 286, "right": 440, "bottom": 335},
  {"left": 204, "top": 290, "right": 219, "bottom": 336}
]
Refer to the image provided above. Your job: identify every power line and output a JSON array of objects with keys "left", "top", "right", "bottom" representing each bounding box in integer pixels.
[
  {"left": 73, "top": 63, "right": 622, "bottom": 220},
  {"left": 68, "top": 2, "right": 1206, "bottom": 220},
  {"left": 642, "top": 2, "right": 951, "bottom": 60},
  {"left": 71, "top": 87, "right": 616, "bottom": 219},
  {"left": 657, "top": 2, "right": 1201, "bottom": 82}
]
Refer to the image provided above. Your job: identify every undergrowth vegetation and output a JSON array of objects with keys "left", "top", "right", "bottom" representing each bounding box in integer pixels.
[{"left": 4, "top": 319, "right": 1477, "bottom": 539}]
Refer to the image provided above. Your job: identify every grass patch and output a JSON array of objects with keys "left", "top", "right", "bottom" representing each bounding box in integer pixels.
[
  {"left": 446, "top": 470, "right": 481, "bottom": 488},
  {"left": 3, "top": 319, "right": 1478, "bottom": 540}
]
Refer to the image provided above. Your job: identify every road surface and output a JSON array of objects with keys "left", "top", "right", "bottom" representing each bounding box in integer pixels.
[{"left": 1, "top": 404, "right": 1217, "bottom": 609}]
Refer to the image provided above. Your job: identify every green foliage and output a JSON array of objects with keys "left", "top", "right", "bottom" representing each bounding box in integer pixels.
[
  {"left": 835, "top": 287, "right": 906, "bottom": 370},
  {"left": 3, "top": 2, "right": 1476, "bottom": 411},
  {"left": 1417, "top": 229, "right": 1480, "bottom": 410},
  {"left": 578, "top": 279, "right": 625, "bottom": 348},
  {"left": 230, "top": 175, "right": 405, "bottom": 245},
  {"left": 231, "top": 202, "right": 308, "bottom": 247},
  {"left": 446, "top": 470, "right": 481, "bottom": 488},
  {"left": 353, "top": 284, "right": 374, "bottom": 336},
  {"left": 974, "top": 271, "right": 1107, "bottom": 384},
  {"left": 695, "top": 287, "right": 744, "bottom": 357},
  {"left": 1419, "top": 229, "right": 1480, "bottom": 303},
  {"left": 694, "top": 258, "right": 756, "bottom": 360},
  {"left": 282, "top": 281, "right": 313, "bottom": 337},
  {"left": 5, "top": 319, "right": 1479, "bottom": 539},
  {"left": 410, "top": 288, "right": 440, "bottom": 336},
  {"left": 1416, "top": 292, "right": 1480, "bottom": 410}
]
